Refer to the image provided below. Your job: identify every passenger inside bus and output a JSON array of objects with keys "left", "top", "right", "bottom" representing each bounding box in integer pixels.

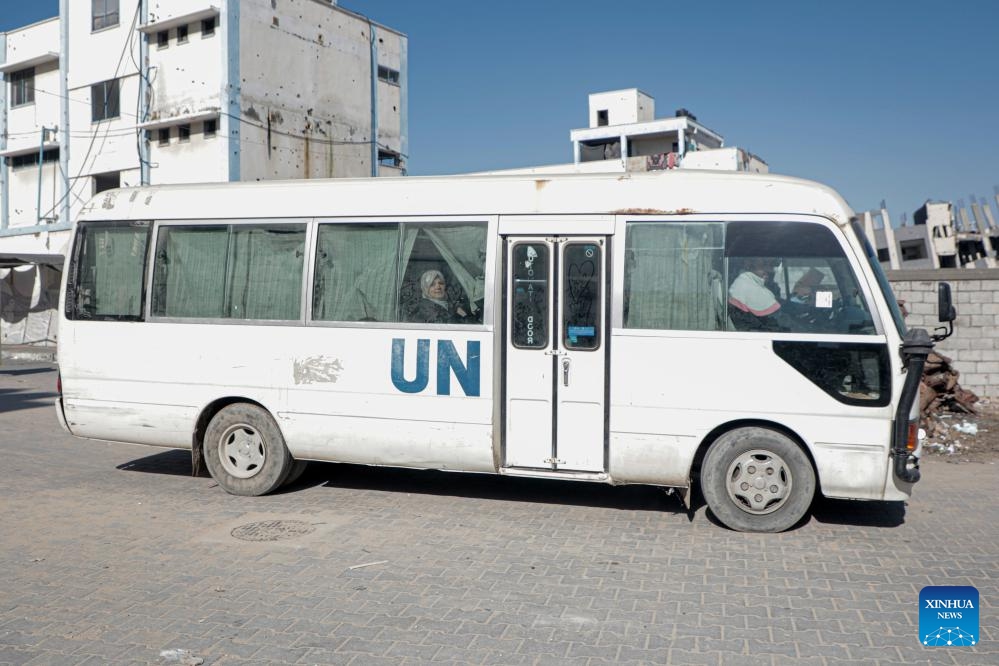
[{"left": 410, "top": 269, "right": 469, "bottom": 324}]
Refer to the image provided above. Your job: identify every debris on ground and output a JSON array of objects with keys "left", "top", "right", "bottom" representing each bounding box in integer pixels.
[
  {"left": 160, "top": 649, "right": 204, "bottom": 665},
  {"left": 917, "top": 352, "right": 999, "bottom": 463}
]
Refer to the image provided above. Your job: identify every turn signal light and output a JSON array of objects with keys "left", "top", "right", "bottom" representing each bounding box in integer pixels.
[{"left": 906, "top": 419, "right": 919, "bottom": 452}]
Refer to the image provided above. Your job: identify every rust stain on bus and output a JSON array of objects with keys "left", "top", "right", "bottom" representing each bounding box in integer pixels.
[
  {"left": 612, "top": 207, "right": 697, "bottom": 215},
  {"left": 535, "top": 179, "right": 550, "bottom": 192}
]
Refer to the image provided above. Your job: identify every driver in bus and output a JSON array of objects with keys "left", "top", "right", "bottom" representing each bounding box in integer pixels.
[{"left": 728, "top": 257, "right": 783, "bottom": 331}]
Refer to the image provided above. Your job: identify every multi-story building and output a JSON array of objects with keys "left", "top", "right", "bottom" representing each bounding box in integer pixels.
[
  {"left": 1, "top": 0, "right": 407, "bottom": 345},
  {"left": 570, "top": 89, "right": 768, "bottom": 174}
]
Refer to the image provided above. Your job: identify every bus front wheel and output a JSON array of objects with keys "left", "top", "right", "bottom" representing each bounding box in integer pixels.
[
  {"left": 700, "top": 427, "right": 815, "bottom": 533},
  {"left": 203, "top": 403, "right": 293, "bottom": 496}
]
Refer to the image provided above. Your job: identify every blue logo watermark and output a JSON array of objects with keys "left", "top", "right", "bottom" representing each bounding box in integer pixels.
[{"left": 919, "top": 586, "right": 978, "bottom": 647}]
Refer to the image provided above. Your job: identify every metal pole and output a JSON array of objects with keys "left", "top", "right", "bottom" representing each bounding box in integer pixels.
[
  {"left": 369, "top": 22, "right": 378, "bottom": 177},
  {"left": 139, "top": 0, "right": 150, "bottom": 185},
  {"left": 1, "top": 32, "right": 8, "bottom": 231},
  {"left": 37, "top": 127, "right": 48, "bottom": 223},
  {"left": 59, "top": 0, "right": 70, "bottom": 225}
]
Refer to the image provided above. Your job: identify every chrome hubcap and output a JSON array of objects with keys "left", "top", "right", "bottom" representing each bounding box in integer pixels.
[
  {"left": 725, "top": 449, "right": 792, "bottom": 515},
  {"left": 219, "top": 423, "right": 265, "bottom": 479}
]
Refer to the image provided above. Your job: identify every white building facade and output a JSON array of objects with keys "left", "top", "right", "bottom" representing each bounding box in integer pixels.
[
  {"left": 570, "top": 89, "right": 768, "bottom": 174},
  {"left": 1, "top": 0, "right": 407, "bottom": 345}
]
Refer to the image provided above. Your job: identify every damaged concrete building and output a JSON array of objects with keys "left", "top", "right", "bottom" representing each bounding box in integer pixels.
[
  {"left": 1, "top": 0, "right": 407, "bottom": 345},
  {"left": 860, "top": 195, "right": 999, "bottom": 271}
]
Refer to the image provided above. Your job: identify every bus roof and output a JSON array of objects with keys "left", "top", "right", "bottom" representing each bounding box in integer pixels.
[{"left": 77, "top": 169, "right": 855, "bottom": 225}]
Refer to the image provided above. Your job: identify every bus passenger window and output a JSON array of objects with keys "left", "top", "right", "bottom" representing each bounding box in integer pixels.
[
  {"left": 151, "top": 223, "right": 306, "bottom": 320},
  {"left": 313, "top": 222, "right": 487, "bottom": 325},
  {"left": 67, "top": 222, "right": 150, "bottom": 320},
  {"left": 623, "top": 222, "right": 725, "bottom": 331}
]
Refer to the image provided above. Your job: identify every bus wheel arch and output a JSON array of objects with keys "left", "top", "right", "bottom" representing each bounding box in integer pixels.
[
  {"left": 191, "top": 397, "right": 294, "bottom": 496},
  {"left": 692, "top": 420, "right": 818, "bottom": 533}
]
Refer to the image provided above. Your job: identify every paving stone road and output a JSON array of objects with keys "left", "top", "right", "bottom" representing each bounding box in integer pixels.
[{"left": 1, "top": 361, "right": 996, "bottom": 665}]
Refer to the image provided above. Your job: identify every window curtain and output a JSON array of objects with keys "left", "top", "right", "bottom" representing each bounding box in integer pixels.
[
  {"left": 153, "top": 227, "right": 228, "bottom": 318},
  {"left": 422, "top": 226, "right": 486, "bottom": 314},
  {"left": 314, "top": 223, "right": 486, "bottom": 323},
  {"left": 225, "top": 226, "right": 305, "bottom": 320},
  {"left": 83, "top": 225, "right": 148, "bottom": 317},
  {"left": 624, "top": 223, "right": 724, "bottom": 331},
  {"left": 314, "top": 224, "right": 403, "bottom": 321}
]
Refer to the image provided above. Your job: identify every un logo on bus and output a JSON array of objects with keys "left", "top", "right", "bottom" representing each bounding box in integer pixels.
[{"left": 391, "top": 339, "right": 481, "bottom": 397}]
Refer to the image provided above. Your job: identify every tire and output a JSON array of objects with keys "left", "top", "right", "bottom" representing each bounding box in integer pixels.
[
  {"left": 203, "top": 403, "right": 293, "bottom": 496},
  {"left": 282, "top": 460, "right": 309, "bottom": 487},
  {"left": 700, "top": 427, "right": 815, "bottom": 533}
]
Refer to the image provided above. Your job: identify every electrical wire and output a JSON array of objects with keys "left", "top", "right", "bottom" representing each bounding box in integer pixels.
[{"left": 37, "top": 0, "right": 141, "bottom": 222}]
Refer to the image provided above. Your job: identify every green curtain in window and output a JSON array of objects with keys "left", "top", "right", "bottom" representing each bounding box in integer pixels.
[
  {"left": 314, "top": 224, "right": 402, "bottom": 321},
  {"left": 225, "top": 226, "right": 305, "bottom": 320},
  {"left": 624, "top": 223, "right": 725, "bottom": 331},
  {"left": 83, "top": 225, "right": 148, "bottom": 317},
  {"left": 153, "top": 227, "right": 228, "bottom": 318},
  {"left": 314, "top": 223, "right": 487, "bottom": 323}
]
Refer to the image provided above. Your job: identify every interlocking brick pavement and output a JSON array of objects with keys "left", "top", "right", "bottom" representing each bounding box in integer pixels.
[{"left": 1, "top": 362, "right": 996, "bottom": 665}]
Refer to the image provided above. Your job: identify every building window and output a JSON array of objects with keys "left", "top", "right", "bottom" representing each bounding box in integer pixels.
[
  {"left": 177, "top": 24, "right": 188, "bottom": 43},
  {"left": 7, "top": 148, "right": 59, "bottom": 171},
  {"left": 91, "top": 78, "right": 120, "bottom": 122},
  {"left": 92, "top": 0, "right": 120, "bottom": 31},
  {"left": 203, "top": 119, "right": 217, "bottom": 137},
  {"left": 93, "top": 171, "right": 120, "bottom": 195},
  {"left": 157, "top": 30, "right": 169, "bottom": 48},
  {"left": 201, "top": 17, "right": 215, "bottom": 37},
  {"left": 377, "top": 65, "right": 400, "bottom": 85},
  {"left": 158, "top": 128, "right": 170, "bottom": 145},
  {"left": 378, "top": 150, "right": 401, "bottom": 168},
  {"left": 178, "top": 124, "right": 191, "bottom": 142},
  {"left": 9, "top": 68, "right": 35, "bottom": 107},
  {"left": 596, "top": 109, "right": 609, "bottom": 127}
]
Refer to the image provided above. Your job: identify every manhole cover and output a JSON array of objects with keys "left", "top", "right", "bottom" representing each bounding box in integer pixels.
[{"left": 230, "top": 520, "right": 316, "bottom": 542}]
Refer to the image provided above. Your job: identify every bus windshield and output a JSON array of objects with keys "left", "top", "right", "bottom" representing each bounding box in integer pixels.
[{"left": 850, "top": 219, "right": 907, "bottom": 336}]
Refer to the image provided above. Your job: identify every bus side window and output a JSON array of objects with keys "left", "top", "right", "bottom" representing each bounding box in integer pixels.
[
  {"left": 151, "top": 223, "right": 306, "bottom": 320},
  {"left": 313, "top": 222, "right": 486, "bottom": 325},
  {"left": 623, "top": 222, "right": 725, "bottom": 331},
  {"left": 67, "top": 222, "right": 150, "bottom": 321},
  {"left": 724, "top": 221, "right": 876, "bottom": 335}
]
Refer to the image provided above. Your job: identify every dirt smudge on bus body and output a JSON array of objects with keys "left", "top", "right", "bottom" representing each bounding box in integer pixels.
[{"left": 293, "top": 356, "right": 344, "bottom": 385}]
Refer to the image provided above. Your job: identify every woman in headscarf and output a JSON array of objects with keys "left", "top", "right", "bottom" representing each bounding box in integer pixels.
[{"left": 413, "top": 269, "right": 467, "bottom": 324}]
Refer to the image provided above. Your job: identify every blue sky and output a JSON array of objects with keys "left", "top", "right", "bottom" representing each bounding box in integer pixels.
[{"left": 4, "top": 0, "right": 997, "bottom": 224}]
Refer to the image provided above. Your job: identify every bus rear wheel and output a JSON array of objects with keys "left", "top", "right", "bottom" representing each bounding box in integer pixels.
[
  {"left": 204, "top": 404, "right": 293, "bottom": 496},
  {"left": 700, "top": 427, "right": 815, "bottom": 533}
]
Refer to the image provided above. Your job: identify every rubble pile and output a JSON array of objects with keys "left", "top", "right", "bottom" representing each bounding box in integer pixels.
[
  {"left": 919, "top": 351, "right": 987, "bottom": 458},
  {"left": 919, "top": 351, "right": 979, "bottom": 420}
]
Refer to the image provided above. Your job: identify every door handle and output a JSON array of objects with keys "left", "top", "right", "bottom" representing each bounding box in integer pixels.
[{"left": 562, "top": 357, "right": 571, "bottom": 387}]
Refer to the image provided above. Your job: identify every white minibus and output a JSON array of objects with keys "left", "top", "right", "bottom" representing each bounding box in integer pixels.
[{"left": 55, "top": 170, "right": 954, "bottom": 532}]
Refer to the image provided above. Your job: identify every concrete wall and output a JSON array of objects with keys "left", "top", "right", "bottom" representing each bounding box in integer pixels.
[
  {"left": 238, "top": 0, "right": 406, "bottom": 180},
  {"left": 588, "top": 90, "right": 654, "bottom": 127},
  {"left": 887, "top": 268, "right": 999, "bottom": 397},
  {"left": 148, "top": 15, "right": 223, "bottom": 121}
]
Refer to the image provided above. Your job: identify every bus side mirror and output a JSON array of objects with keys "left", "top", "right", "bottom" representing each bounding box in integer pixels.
[
  {"left": 938, "top": 282, "right": 956, "bottom": 323},
  {"left": 933, "top": 282, "right": 955, "bottom": 341}
]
